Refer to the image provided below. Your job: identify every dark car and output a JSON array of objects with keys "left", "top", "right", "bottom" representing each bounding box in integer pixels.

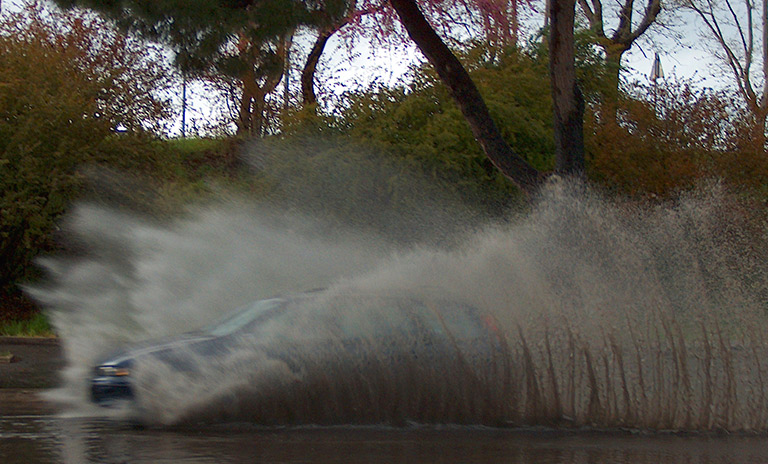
[
  {"left": 90, "top": 290, "right": 506, "bottom": 422},
  {"left": 91, "top": 296, "right": 288, "bottom": 406}
]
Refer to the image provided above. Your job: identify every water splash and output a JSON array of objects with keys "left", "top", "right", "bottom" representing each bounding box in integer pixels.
[{"left": 30, "top": 176, "right": 768, "bottom": 431}]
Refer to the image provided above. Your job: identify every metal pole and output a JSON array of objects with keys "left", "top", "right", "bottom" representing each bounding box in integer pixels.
[{"left": 181, "top": 77, "right": 187, "bottom": 138}]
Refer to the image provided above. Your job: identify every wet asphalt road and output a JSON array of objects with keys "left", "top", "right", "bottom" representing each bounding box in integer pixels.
[
  {"left": 4, "top": 339, "right": 768, "bottom": 463},
  {"left": 3, "top": 389, "right": 768, "bottom": 464},
  {"left": 0, "top": 337, "right": 62, "bottom": 389},
  {"left": 4, "top": 415, "right": 768, "bottom": 464}
]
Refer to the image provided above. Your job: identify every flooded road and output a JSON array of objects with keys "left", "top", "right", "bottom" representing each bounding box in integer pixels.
[
  {"left": 16, "top": 182, "right": 768, "bottom": 462},
  {"left": 4, "top": 411, "right": 768, "bottom": 463}
]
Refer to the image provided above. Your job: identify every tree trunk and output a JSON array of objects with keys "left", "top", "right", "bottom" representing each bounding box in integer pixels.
[
  {"left": 549, "top": 0, "right": 585, "bottom": 175},
  {"left": 577, "top": 0, "right": 661, "bottom": 98},
  {"left": 754, "top": 110, "right": 767, "bottom": 155},
  {"left": 603, "top": 45, "right": 625, "bottom": 104},
  {"left": 761, "top": 0, "right": 768, "bottom": 155},
  {"left": 252, "top": 90, "right": 266, "bottom": 137},
  {"left": 389, "top": 0, "right": 542, "bottom": 194},
  {"left": 237, "top": 80, "right": 255, "bottom": 135},
  {"left": 236, "top": 36, "right": 289, "bottom": 137},
  {"left": 302, "top": 29, "right": 334, "bottom": 105}
]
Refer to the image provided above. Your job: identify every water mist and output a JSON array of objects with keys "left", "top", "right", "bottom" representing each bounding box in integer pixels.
[{"left": 28, "top": 147, "right": 768, "bottom": 431}]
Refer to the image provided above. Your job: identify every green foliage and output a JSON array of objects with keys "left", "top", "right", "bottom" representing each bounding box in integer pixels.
[
  {"left": 0, "top": 3, "right": 174, "bottom": 294},
  {"left": 304, "top": 45, "right": 561, "bottom": 209},
  {"left": 0, "top": 312, "right": 54, "bottom": 337},
  {"left": 279, "top": 40, "right": 613, "bottom": 209},
  {"left": 525, "top": 25, "right": 614, "bottom": 104},
  {"left": 54, "top": 0, "right": 354, "bottom": 135},
  {"left": 55, "top": 0, "right": 351, "bottom": 77}
]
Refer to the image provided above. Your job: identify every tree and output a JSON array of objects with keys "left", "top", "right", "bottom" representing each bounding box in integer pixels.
[
  {"left": 0, "top": 2, "right": 174, "bottom": 297},
  {"left": 234, "top": 31, "right": 292, "bottom": 135},
  {"left": 65, "top": 0, "right": 586, "bottom": 193},
  {"left": 549, "top": 0, "right": 585, "bottom": 174},
  {"left": 390, "top": 0, "right": 586, "bottom": 190},
  {"left": 585, "top": 78, "right": 751, "bottom": 196},
  {"left": 389, "top": 0, "right": 544, "bottom": 192},
  {"left": 301, "top": 0, "right": 530, "bottom": 105},
  {"left": 331, "top": 44, "right": 557, "bottom": 204},
  {"left": 302, "top": 24, "right": 343, "bottom": 106},
  {"left": 300, "top": 3, "right": 371, "bottom": 106},
  {"left": 683, "top": 0, "right": 768, "bottom": 155},
  {"left": 576, "top": 0, "right": 662, "bottom": 96},
  {"left": 55, "top": 0, "right": 352, "bottom": 136}
]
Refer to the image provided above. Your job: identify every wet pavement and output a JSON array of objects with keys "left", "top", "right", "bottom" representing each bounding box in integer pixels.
[
  {"left": 3, "top": 340, "right": 768, "bottom": 463},
  {"left": 0, "top": 337, "right": 62, "bottom": 389},
  {"left": 0, "top": 389, "right": 55, "bottom": 415},
  {"left": 3, "top": 394, "right": 768, "bottom": 464}
]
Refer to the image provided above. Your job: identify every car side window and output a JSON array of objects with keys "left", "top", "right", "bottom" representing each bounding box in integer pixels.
[
  {"left": 332, "top": 297, "right": 482, "bottom": 340},
  {"left": 207, "top": 298, "right": 285, "bottom": 336}
]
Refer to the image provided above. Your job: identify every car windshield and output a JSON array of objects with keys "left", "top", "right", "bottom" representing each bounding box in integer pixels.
[{"left": 206, "top": 298, "right": 285, "bottom": 337}]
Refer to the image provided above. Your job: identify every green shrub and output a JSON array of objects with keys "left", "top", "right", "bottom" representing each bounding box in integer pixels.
[
  {"left": 0, "top": 312, "right": 54, "bottom": 337},
  {"left": 0, "top": 3, "right": 173, "bottom": 300}
]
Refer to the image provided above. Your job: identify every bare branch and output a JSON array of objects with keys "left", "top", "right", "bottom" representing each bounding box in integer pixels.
[
  {"left": 688, "top": 1, "right": 756, "bottom": 108},
  {"left": 624, "top": 0, "right": 662, "bottom": 45},
  {"left": 613, "top": 0, "right": 635, "bottom": 42},
  {"left": 577, "top": 0, "right": 661, "bottom": 93},
  {"left": 577, "top": 0, "right": 606, "bottom": 38},
  {"left": 725, "top": 0, "right": 751, "bottom": 61}
]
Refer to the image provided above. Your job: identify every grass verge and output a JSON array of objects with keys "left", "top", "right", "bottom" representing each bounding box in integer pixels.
[{"left": 0, "top": 312, "right": 55, "bottom": 337}]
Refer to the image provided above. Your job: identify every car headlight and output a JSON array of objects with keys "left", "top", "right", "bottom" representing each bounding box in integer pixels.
[{"left": 96, "top": 366, "right": 131, "bottom": 377}]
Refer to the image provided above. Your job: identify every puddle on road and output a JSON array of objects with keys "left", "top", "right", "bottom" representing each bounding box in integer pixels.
[{"left": 2, "top": 415, "right": 768, "bottom": 464}]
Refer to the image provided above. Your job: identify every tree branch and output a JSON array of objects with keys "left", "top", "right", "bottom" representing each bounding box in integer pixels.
[
  {"left": 625, "top": 0, "right": 661, "bottom": 45},
  {"left": 577, "top": 0, "right": 606, "bottom": 38},
  {"left": 689, "top": 1, "right": 756, "bottom": 108},
  {"left": 613, "top": 0, "right": 635, "bottom": 43},
  {"left": 301, "top": 24, "right": 342, "bottom": 105}
]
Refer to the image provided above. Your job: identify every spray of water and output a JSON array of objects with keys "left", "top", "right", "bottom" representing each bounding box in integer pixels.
[{"left": 28, "top": 154, "right": 768, "bottom": 431}]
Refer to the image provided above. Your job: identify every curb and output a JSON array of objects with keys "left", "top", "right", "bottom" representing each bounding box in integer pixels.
[{"left": 0, "top": 336, "right": 60, "bottom": 346}]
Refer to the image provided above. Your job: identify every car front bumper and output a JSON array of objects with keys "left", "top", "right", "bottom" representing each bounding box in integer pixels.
[{"left": 91, "top": 376, "right": 134, "bottom": 406}]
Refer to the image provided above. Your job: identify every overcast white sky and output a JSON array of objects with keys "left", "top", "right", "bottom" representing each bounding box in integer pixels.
[{"left": 317, "top": 3, "right": 728, "bottom": 92}]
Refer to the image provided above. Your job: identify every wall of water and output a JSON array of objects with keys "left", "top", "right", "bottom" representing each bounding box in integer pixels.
[{"left": 29, "top": 151, "right": 768, "bottom": 430}]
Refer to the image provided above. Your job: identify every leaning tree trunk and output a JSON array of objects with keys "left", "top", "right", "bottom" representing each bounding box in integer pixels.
[
  {"left": 389, "top": 0, "right": 543, "bottom": 195},
  {"left": 302, "top": 29, "right": 336, "bottom": 105}
]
